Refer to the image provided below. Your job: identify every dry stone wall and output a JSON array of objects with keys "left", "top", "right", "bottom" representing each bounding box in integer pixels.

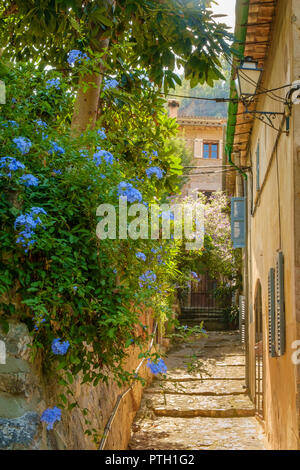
[{"left": 0, "top": 315, "right": 157, "bottom": 450}]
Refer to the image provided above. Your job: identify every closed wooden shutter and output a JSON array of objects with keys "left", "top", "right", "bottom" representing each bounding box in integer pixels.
[
  {"left": 275, "top": 251, "right": 285, "bottom": 356},
  {"left": 194, "top": 139, "right": 203, "bottom": 158},
  {"left": 268, "top": 268, "right": 276, "bottom": 357},
  {"left": 239, "top": 295, "right": 246, "bottom": 344}
]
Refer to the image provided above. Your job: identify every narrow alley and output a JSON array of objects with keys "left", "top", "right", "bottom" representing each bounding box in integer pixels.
[{"left": 129, "top": 332, "right": 267, "bottom": 450}]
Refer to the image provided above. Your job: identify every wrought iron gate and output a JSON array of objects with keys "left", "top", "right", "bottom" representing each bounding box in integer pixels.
[{"left": 190, "top": 275, "right": 217, "bottom": 308}]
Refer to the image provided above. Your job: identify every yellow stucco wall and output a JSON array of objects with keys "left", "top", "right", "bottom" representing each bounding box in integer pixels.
[
  {"left": 246, "top": 0, "right": 300, "bottom": 449},
  {"left": 177, "top": 121, "right": 225, "bottom": 197}
]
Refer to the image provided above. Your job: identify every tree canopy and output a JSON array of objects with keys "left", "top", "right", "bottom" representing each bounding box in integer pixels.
[{"left": 0, "top": 0, "right": 232, "bottom": 90}]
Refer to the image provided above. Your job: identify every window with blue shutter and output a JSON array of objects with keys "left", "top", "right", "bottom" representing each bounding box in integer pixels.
[
  {"left": 231, "top": 197, "right": 246, "bottom": 248},
  {"left": 256, "top": 143, "right": 260, "bottom": 191}
]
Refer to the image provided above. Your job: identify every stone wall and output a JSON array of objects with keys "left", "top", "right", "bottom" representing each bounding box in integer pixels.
[{"left": 0, "top": 311, "right": 159, "bottom": 450}]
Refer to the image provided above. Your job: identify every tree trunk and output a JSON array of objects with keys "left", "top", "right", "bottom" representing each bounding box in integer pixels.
[{"left": 71, "top": 38, "right": 109, "bottom": 135}]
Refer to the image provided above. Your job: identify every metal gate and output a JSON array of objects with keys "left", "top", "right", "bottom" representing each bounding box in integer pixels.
[{"left": 190, "top": 275, "right": 217, "bottom": 308}]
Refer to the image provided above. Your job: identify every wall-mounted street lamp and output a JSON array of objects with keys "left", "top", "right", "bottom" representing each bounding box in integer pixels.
[
  {"left": 235, "top": 57, "right": 263, "bottom": 100},
  {"left": 235, "top": 56, "right": 300, "bottom": 133}
]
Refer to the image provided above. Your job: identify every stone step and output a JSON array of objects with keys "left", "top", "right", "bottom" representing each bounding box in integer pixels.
[
  {"left": 147, "top": 393, "right": 255, "bottom": 418},
  {"left": 180, "top": 309, "right": 225, "bottom": 314},
  {"left": 129, "top": 416, "right": 267, "bottom": 450},
  {"left": 145, "top": 378, "right": 247, "bottom": 396},
  {"left": 165, "top": 365, "right": 245, "bottom": 380},
  {"left": 180, "top": 313, "right": 225, "bottom": 318}
]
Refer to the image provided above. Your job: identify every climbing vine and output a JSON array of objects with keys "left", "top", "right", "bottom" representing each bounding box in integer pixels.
[{"left": 0, "top": 53, "right": 185, "bottom": 426}]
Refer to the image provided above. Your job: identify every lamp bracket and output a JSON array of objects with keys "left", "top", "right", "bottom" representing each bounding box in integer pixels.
[{"left": 243, "top": 103, "right": 288, "bottom": 133}]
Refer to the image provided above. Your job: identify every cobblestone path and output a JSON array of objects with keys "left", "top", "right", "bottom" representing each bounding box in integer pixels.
[{"left": 129, "top": 331, "right": 267, "bottom": 450}]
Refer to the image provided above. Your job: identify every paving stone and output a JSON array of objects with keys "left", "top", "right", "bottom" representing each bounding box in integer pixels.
[
  {"left": 165, "top": 365, "right": 245, "bottom": 380},
  {"left": 148, "top": 393, "right": 255, "bottom": 418},
  {"left": 145, "top": 379, "right": 247, "bottom": 396},
  {"left": 129, "top": 417, "right": 267, "bottom": 450},
  {"left": 129, "top": 331, "right": 267, "bottom": 450}
]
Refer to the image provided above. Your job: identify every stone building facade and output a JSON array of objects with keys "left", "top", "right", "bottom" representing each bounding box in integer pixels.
[
  {"left": 226, "top": 0, "right": 300, "bottom": 450},
  {"left": 168, "top": 100, "right": 226, "bottom": 198}
]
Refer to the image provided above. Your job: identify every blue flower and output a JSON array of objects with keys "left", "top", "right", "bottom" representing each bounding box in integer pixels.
[
  {"left": 152, "top": 150, "right": 158, "bottom": 157},
  {"left": 35, "top": 119, "right": 47, "bottom": 128},
  {"left": 51, "top": 338, "right": 70, "bottom": 355},
  {"left": 52, "top": 169, "right": 62, "bottom": 175},
  {"left": 46, "top": 78, "right": 60, "bottom": 90},
  {"left": 33, "top": 316, "right": 46, "bottom": 331},
  {"left": 117, "top": 182, "right": 142, "bottom": 203},
  {"left": 147, "top": 358, "right": 167, "bottom": 375},
  {"left": 191, "top": 272, "right": 198, "bottom": 280},
  {"left": 40, "top": 406, "right": 61, "bottom": 430},
  {"left": 146, "top": 166, "right": 164, "bottom": 179},
  {"left": 97, "top": 128, "right": 107, "bottom": 139},
  {"left": 13, "top": 137, "right": 32, "bottom": 154},
  {"left": 2, "top": 120, "right": 19, "bottom": 128},
  {"left": 73, "top": 285, "right": 78, "bottom": 292},
  {"left": 161, "top": 210, "right": 174, "bottom": 221},
  {"left": 30, "top": 207, "right": 47, "bottom": 216},
  {"left": 14, "top": 207, "right": 47, "bottom": 252},
  {"left": 139, "top": 270, "right": 157, "bottom": 288},
  {"left": 19, "top": 174, "right": 39, "bottom": 187},
  {"left": 157, "top": 255, "right": 164, "bottom": 264},
  {"left": 93, "top": 149, "right": 114, "bottom": 166},
  {"left": 49, "top": 141, "right": 65, "bottom": 155},
  {"left": 79, "top": 149, "right": 89, "bottom": 158},
  {"left": 0, "top": 157, "right": 25, "bottom": 176},
  {"left": 136, "top": 252, "right": 146, "bottom": 261},
  {"left": 103, "top": 79, "right": 119, "bottom": 91},
  {"left": 67, "top": 50, "right": 89, "bottom": 66}
]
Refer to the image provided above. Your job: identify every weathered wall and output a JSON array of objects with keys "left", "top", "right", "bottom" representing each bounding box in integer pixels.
[
  {"left": 0, "top": 310, "right": 157, "bottom": 450},
  {"left": 246, "top": 0, "right": 300, "bottom": 450}
]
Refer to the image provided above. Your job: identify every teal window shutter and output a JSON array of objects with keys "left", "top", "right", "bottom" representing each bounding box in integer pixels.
[
  {"left": 268, "top": 268, "right": 276, "bottom": 357},
  {"left": 231, "top": 197, "right": 246, "bottom": 248},
  {"left": 275, "top": 251, "right": 285, "bottom": 356},
  {"left": 256, "top": 143, "right": 260, "bottom": 191}
]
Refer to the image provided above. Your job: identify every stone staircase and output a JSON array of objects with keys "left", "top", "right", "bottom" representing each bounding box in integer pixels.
[
  {"left": 179, "top": 307, "right": 227, "bottom": 331},
  {"left": 129, "top": 331, "right": 267, "bottom": 450}
]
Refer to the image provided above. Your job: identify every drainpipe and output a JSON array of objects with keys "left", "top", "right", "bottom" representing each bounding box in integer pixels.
[{"left": 226, "top": 145, "right": 248, "bottom": 181}]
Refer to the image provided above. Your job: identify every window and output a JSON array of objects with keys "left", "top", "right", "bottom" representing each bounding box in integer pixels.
[{"left": 203, "top": 141, "right": 219, "bottom": 159}]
